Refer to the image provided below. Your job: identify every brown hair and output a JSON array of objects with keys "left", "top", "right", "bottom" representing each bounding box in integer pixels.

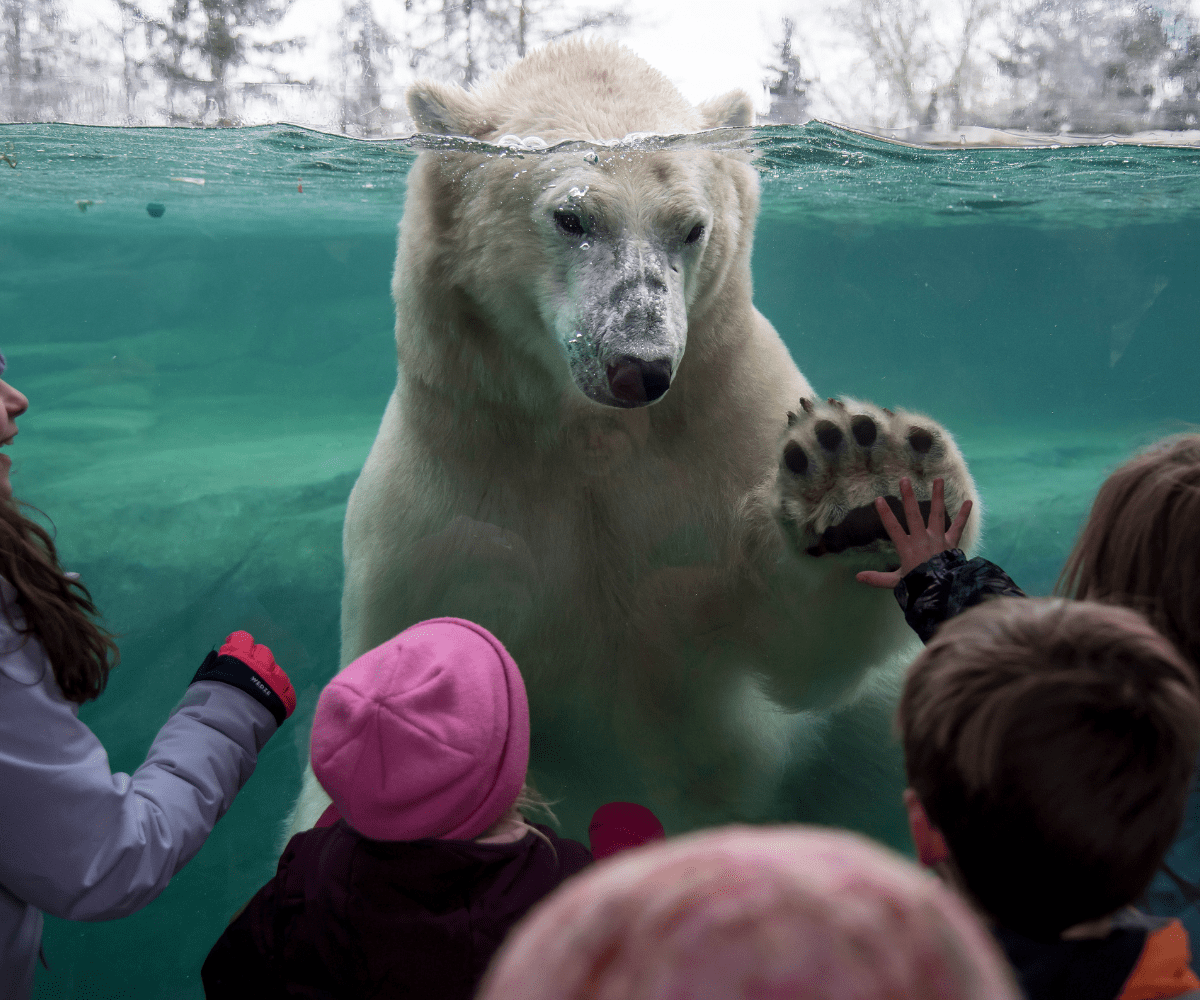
[
  {"left": 0, "top": 496, "right": 119, "bottom": 703},
  {"left": 1057, "top": 433, "right": 1200, "bottom": 672},
  {"left": 899, "top": 597, "right": 1200, "bottom": 938}
]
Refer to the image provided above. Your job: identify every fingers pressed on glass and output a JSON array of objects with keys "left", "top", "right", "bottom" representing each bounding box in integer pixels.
[
  {"left": 900, "top": 477, "right": 924, "bottom": 532},
  {"left": 876, "top": 494, "right": 907, "bottom": 544},
  {"left": 947, "top": 499, "right": 973, "bottom": 549},
  {"left": 930, "top": 478, "right": 946, "bottom": 533}
]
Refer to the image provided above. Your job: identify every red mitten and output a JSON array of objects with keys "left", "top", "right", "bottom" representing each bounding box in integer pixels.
[
  {"left": 192, "top": 631, "right": 296, "bottom": 726},
  {"left": 219, "top": 631, "right": 296, "bottom": 719},
  {"left": 588, "top": 802, "right": 666, "bottom": 859}
]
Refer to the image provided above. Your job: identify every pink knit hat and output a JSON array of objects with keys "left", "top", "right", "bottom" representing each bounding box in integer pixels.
[{"left": 310, "top": 617, "right": 529, "bottom": 842}]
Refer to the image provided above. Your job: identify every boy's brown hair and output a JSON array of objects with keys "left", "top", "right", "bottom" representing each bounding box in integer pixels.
[
  {"left": 899, "top": 597, "right": 1200, "bottom": 939},
  {"left": 1057, "top": 433, "right": 1200, "bottom": 673}
]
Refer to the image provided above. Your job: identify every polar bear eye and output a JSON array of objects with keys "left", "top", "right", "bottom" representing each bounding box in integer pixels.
[
  {"left": 685, "top": 223, "right": 705, "bottom": 244},
  {"left": 554, "top": 209, "right": 587, "bottom": 236}
]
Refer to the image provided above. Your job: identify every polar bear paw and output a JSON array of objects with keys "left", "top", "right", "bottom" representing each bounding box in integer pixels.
[{"left": 775, "top": 397, "right": 978, "bottom": 562}]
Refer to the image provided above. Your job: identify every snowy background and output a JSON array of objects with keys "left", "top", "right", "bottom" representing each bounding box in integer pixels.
[{"left": 2, "top": 0, "right": 1200, "bottom": 137}]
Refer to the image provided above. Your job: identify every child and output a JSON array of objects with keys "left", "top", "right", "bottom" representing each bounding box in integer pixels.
[
  {"left": 0, "top": 352, "right": 297, "bottom": 1000},
  {"left": 861, "top": 436, "right": 1200, "bottom": 939},
  {"left": 898, "top": 596, "right": 1200, "bottom": 1000},
  {"left": 201, "top": 616, "right": 592, "bottom": 999},
  {"left": 477, "top": 823, "right": 1022, "bottom": 1000}
]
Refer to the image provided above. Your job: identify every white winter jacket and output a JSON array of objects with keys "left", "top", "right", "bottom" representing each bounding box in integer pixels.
[{"left": 0, "top": 575, "right": 280, "bottom": 999}]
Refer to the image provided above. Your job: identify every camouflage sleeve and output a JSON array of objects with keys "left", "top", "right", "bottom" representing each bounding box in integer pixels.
[{"left": 893, "top": 549, "right": 1026, "bottom": 644}]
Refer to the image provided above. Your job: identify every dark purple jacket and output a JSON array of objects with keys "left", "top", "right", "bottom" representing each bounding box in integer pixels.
[{"left": 201, "top": 820, "right": 591, "bottom": 999}]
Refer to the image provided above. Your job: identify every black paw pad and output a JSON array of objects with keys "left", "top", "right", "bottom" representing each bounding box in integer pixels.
[
  {"left": 850, "top": 415, "right": 877, "bottom": 447},
  {"left": 815, "top": 421, "right": 844, "bottom": 453},
  {"left": 784, "top": 442, "right": 809, "bottom": 476},
  {"left": 908, "top": 428, "right": 934, "bottom": 454}
]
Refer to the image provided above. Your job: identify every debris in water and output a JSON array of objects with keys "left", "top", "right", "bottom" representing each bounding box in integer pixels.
[
  {"left": 76, "top": 199, "right": 93, "bottom": 212},
  {"left": 146, "top": 203, "right": 166, "bottom": 218},
  {"left": 298, "top": 180, "right": 304, "bottom": 193}
]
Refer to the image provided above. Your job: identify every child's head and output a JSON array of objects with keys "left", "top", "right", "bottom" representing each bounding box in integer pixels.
[
  {"left": 477, "top": 824, "right": 1021, "bottom": 1000},
  {"left": 1058, "top": 433, "right": 1200, "bottom": 670},
  {"left": 899, "top": 596, "right": 1200, "bottom": 939},
  {"left": 311, "top": 617, "right": 530, "bottom": 841}
]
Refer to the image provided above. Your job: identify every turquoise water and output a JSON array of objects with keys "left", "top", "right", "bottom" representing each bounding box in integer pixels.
[{"left": 3, "top": 121, "right": 1200, "bottom": 995}]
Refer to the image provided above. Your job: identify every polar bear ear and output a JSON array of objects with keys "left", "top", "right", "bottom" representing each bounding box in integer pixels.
[
  {"left": 407, "top": 81, "right": 490, "bottom": 137},
  {"left": 697, "top": 90, "right": 756, "bottom": 129}
]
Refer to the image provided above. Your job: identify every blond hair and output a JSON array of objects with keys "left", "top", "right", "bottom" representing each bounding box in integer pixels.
[{"left": 478, "top": 781, "right": 560, "bottom": 855}]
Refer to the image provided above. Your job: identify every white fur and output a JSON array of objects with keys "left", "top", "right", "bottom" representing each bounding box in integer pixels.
[{"left": 285, "top": 40, "right": 980, "bottom": 842}]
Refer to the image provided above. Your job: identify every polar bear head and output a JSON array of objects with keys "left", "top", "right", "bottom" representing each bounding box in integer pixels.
[{"left": 397, "top": 40, "right": 758, "bottom": 414}]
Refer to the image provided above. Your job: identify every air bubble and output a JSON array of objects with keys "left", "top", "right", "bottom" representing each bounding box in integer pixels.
[{"left": 580, "top": 242, "right": 590, "bottom": 249}]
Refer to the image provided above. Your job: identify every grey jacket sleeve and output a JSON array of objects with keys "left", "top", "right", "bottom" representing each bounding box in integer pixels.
[{"left": 0, "top": 627, "right": 278, "bottom": 922}]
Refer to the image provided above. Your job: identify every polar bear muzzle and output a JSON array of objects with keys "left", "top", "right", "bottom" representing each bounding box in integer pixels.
[
  {"left": 563, "top": 235, "right": 688, "bottom": 409},
  {"left": 605, "top": 356, "right": 673, "bottom": 407}
]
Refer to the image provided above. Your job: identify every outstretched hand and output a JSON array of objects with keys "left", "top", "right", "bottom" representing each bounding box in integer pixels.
[{"left": 855, "top": 477, "right": 972, "bottom": 590}]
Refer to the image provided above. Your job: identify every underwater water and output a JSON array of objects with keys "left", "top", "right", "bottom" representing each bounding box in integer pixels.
[{"left": 2, "top": 120, "right": 1199, "bottom": 996}]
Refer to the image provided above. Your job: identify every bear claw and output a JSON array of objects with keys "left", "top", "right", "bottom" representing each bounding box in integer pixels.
[{"left": 775, "top": 398, "right": 974, "bottom": 558}]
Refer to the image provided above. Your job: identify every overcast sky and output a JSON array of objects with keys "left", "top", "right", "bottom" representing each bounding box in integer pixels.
[{"left": 242, "top": 0, "right": 845, "bottom": 119}]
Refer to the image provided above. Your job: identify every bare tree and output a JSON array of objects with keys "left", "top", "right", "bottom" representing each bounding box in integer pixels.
[
  {"left": 1, "top": 0, "right": 73, "bottom": 120},
  {"left": 338, "top": 0, "right": 394, "bottom": 134},
  {"left": 106, "top": 0, "right": 160, "bottom": 121},
  {"left": 1160, "top": 20, "right": 1199, "bottom": 129},
  {"left": 761, "top": 16, "right": 812, "bottom": 123},
  {"left": 402, "top": 0, "right": 628, "bottom": 89},
  {"left": 996, "top": 0, "right": 1198, "bottom": 132},
  {"left": 135, "top": 0, "right": 304, "bottom": 123},
  {"left": 831, "top": 0, "right": 998, "bottom": 129}
]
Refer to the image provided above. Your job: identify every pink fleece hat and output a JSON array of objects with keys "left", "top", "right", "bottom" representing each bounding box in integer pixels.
[
  {"left": 478, "top": 825, "right": 1022, "bottom": 1000},
  {"left": 310, "top": 617, "right": 529, "bottom": 842}
]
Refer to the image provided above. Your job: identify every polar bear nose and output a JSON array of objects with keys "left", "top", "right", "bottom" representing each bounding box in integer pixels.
[{"left": 606, "top": 357, "right": 673, "bottom": 406}]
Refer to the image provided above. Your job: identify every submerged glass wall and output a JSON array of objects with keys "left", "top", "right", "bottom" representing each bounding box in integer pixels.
[{"left": 3, "top": 121, "right": 1199, "bottom": 994}]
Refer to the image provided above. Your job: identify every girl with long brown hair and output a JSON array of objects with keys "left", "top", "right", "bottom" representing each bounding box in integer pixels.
[
  {"left": 857, "top": 435, "right": 1200, "bottom": 946},
  {"left": 0, "top": 350, "right": 299, "bottom": 1000}
]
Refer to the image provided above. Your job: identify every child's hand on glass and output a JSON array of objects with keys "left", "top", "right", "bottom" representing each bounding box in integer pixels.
[{"left": 855, "top": 476, "right": 972, "bottom": 590}]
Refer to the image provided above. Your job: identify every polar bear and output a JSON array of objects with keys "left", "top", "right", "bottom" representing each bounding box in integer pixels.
[{"left": 286, "top": 39, "right": 979, "bottom": 839}]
